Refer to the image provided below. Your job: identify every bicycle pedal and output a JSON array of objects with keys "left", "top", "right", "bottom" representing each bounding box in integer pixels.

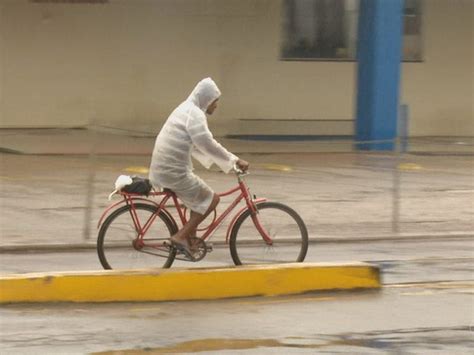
[
  {"left": 176, "top": 247, "right": 198, "bottom": 261},
  {"left": 206, "top": 243, "right": 213, "bottom": 252},
  {"left": 174, "top": 255, "right": 197, "bottom": 262}
]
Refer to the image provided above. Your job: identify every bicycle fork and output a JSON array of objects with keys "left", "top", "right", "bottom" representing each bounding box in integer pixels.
[{"left": 249, "top": 203, "right": 274, "bottom": 246}]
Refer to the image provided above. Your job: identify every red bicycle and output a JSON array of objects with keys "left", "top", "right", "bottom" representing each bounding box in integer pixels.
[{"left": 97, "top": 168, "right": 308, "bottom": 269}]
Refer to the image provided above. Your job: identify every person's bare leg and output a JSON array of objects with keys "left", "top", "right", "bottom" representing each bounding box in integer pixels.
[{"left": 171, "top": 194, "right": 219, "bottom": 250}]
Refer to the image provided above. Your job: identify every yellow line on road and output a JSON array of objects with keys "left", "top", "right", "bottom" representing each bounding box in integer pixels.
[
  {"left": 259, "top": 163, "right": 293, "bottom": 172},
  {"left": 124, "top": 166, "right": 149, "bottom": 174},
  {"left": 0, "top": 262, "right": 380, "bottom": 304},
  {"left": 398, "top": 163, "right": 423, "bottom": 171}
]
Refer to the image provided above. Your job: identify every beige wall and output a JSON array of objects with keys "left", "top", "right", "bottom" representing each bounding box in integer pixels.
[
  {"left": 401, "top": 0, "right": 474, "bottom": 136},
  {"left": 0, "top": 0, "right": 472, "bottom": 136}
]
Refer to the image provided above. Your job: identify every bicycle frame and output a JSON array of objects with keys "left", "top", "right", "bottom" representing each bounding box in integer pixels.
[{"left": 98, "top": 173, "right": 271, "bottom": 246}]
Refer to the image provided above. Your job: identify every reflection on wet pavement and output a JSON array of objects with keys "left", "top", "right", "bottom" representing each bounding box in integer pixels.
[{"left": 94, "top": 326, "right": 473, "bottom": 354}]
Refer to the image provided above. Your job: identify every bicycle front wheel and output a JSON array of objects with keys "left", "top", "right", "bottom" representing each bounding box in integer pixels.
[
  {"left": 97, "top": 203, "right": 178, "bottom": 269},
  {"left": 229, "top": 202, "right": 309, "bottom": 265}
]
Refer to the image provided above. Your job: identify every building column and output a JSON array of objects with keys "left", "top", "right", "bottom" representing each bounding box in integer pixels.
[{"left": 355, "top": 0, "right": 404, "bottom": 151}]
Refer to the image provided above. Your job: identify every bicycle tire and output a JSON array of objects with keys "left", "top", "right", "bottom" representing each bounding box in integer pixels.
[
  {"left": 229, "top": 202, "right": 309, "bottom": 265},
  {"left": 97, "top": 203, "right": 178, "bottom": 269}
]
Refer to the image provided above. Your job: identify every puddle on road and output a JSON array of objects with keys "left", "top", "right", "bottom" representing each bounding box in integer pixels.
[
  {"left": 93, "top": 326, "right": 473, "bottom": 354},
  {"left": 92, "top": 337, "right": 372, "bottom": 354},
  {"left": 387, "top": 280, "right": 474, "bottom": 295}
]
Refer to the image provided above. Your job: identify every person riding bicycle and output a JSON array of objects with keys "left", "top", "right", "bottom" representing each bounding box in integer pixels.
[{"left": 149, "top": 77, "right": 249, "bottom": 255}]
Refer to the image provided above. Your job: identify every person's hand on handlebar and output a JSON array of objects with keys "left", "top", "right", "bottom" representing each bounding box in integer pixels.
[{"left": 236, "top": 158, "right": 250, "bottom": 172}]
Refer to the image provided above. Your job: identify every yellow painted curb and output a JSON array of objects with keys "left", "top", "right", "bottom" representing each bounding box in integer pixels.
[{"left": 0, "top": 262, "right": 380, "bottom": 304}]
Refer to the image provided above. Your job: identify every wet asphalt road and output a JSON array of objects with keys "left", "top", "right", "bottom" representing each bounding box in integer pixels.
[
  {"left": 1, "top": 237, "right": 473, "bottom": 354},
  {"left": 1, "top": 149, "right": 473, "bottom": 353},
  {"left": 2, "top": 152, "right": 473, "bottom": 246}
]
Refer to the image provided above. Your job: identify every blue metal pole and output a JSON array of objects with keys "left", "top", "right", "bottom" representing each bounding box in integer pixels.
[{"left": 355, "top": 0, "right": 404, "bottom": 151}]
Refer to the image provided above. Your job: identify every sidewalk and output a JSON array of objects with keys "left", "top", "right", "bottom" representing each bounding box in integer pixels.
[
  {"left": 1, "top": 128, "right": 473, "bottom": 155},
  {"left": 0, "top": 127, "right": 354, "bottom": 155},
  {"left": 1, "top": 128, "right": 473, "bottom": 252}
]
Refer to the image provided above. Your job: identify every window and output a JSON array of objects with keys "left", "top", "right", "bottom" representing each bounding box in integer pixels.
[
  {"left": 281, "top": 0, "right": 358, "bottom": 60},
  {"left": 281, "top": 0, "right": 423, "bottom": 62},
  {"left": 30, "top": 0, "right": 108, "bottom": 3},
  {"left": 403, "top": 0, "right": 423, "bottom": 61}
]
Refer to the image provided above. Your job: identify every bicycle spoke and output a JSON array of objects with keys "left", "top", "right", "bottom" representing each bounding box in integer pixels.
[
  {"left": 230, "top": 202, "right": 308, "bottom": 265},
  {"left": 98, "top": 204, "right": 177, "bottom": 269}
]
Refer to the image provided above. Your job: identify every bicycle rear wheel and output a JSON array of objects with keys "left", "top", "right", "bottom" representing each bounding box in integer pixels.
[
  {"left": 97, "top": 203, "right": 178, "bottom": 269},
  {"left": 229, "top": 202, "right": 308, "bottom": 265}
]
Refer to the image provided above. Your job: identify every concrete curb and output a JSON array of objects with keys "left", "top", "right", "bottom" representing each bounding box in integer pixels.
[
  {"left": 0, "top": 262, "right": 380, "bottom": 304},
  {"left": 0, "top": 232, "right": 472, "bottom": 254}
]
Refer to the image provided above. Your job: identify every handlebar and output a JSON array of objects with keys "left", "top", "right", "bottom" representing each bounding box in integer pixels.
[{"left": 233, "top": 163, "right": 249, "bottom": 177}]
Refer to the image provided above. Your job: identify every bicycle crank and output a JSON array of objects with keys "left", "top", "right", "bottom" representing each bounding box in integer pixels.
[{"left": 172, "top": 237, "right": 208, "bottom": 262}]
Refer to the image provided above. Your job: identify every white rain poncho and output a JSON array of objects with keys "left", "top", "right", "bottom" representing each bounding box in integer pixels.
[{"left": 149, "top": 78, "right": 238, "bottom": 214}]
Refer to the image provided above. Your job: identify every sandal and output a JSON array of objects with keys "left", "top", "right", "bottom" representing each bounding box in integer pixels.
[{"left": 168, "top": 239, "right": 195, "bottom": 260}]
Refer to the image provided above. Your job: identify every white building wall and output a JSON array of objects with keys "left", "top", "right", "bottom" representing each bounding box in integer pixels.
[
  {"left": 401, "top": 0, "right": 474, "bottom": 136},
  {"left": 0, "top": 0, "right": 472, "bottom": 136}
]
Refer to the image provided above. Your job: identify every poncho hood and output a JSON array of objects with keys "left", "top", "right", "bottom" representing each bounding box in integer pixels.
[{"left": 187, "top": 77, "right": 221, "bottom": 112}]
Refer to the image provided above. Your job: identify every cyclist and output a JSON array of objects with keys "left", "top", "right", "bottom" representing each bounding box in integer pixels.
[{"left": 149, "top": 77, "right": 249, "bottom": 255}]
